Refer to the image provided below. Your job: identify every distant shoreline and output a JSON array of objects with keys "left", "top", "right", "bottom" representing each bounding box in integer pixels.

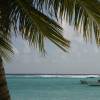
[{"left": 6, "top": 73, "right": 100, "bottom": 75}]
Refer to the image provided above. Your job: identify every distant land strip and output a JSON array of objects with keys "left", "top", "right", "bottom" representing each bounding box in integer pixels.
[{"left": 6, "top": 73, "right": 100, "bottom": 75}]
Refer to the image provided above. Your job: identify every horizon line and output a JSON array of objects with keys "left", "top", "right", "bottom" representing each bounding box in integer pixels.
[{"left": 6, "top": 73, "right": 100, "bottom": 75}]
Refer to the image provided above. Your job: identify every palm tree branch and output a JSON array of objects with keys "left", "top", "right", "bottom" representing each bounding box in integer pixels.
[
  {"left": 9, "top": 0, "right": 70, "bottom": 53},
  {"left": 0, "top": 33, "right": 13, "bottom": 61},
  {"left": 33, "top": 0, "right": 100, "bottom": 45}
]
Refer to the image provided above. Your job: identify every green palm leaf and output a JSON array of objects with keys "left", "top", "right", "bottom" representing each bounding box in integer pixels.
[
  {"left": 0, "top": 1, "right": 13, "bottom": 61},
  {"left": 34, "top": 0, "right": 100, "bottom": 45},
  {"left": 0, "top": 0, "right": 100, "bottom": 60},
  {"left": 0, "top": 0, "right": 70, "bottom": 60},
  {"left": 0, "top": 33, "right": 13, "bottom": 61},
  {"left": 9, "top": 0, "right": 70, "bottom": 53}
]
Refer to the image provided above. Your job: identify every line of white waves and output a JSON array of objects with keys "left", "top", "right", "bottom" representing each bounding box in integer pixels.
[{"left": 6, "top": 75, "right": 100, "bottom": 78}]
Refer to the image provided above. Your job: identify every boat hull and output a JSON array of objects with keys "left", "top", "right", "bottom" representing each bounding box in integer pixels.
[{"left": 88, "top": 82, "right": 100, "bottom": 86}]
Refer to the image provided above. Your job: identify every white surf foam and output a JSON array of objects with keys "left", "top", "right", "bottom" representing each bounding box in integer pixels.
[{"left": 6, "top": 75, "right": 100, "bottom": 78}]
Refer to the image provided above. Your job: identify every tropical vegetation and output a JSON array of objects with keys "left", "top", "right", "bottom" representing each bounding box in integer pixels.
[{"left": 0, "top": 0, "right": 100, "bottom": 100}]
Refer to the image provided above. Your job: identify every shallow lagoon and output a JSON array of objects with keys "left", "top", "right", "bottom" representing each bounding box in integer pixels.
[{"left": 7, "top": 75, "right": 100, "bottom": 100}]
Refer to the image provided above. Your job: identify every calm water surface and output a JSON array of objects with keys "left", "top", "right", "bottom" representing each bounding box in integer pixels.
[{"left": 7, "top": 75, "right": 100, "bottom": 100}]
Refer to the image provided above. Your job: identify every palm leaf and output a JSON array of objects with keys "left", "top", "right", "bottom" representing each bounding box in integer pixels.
[
  {"left": 0, "top": 0, "right": 70, "bottom": 60},
  {"left": 0, "top": 1, "right": 13, "bottom": 61},
  {"left": 0, "top": 33, "right": 13, "bottom": 61},
  {"left": 9, "top": 0, "right": 70, "bottom": 53},
  {"left": 33, "top": 0, "right": 100, "bottom": 45}
]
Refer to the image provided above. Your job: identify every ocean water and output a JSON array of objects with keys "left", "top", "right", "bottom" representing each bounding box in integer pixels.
[{"left": 7, "top": 75, "right": 100, "bottom": 100}]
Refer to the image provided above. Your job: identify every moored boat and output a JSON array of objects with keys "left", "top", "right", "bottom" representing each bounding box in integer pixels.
[
  {"left": 87, "top": 80, "right": 100, "bottom": 86},
  {"left": 80, "top": 79, "right": 100, "bottom": 86}
]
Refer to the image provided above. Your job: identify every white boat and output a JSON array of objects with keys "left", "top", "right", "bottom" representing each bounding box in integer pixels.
[
  {"left": 80, "top": 79, "right": 100, "bottom": 86},
  {"left": 88, "top": 82, "right": 100, "bottom": 86},
  {"left": 87, "top": 80, "right": 100, "bottom": 86}
]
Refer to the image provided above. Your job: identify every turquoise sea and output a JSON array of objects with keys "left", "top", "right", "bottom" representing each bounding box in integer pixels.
[{"left": 7, "top": 75, "right": 100, "bottom": 100}]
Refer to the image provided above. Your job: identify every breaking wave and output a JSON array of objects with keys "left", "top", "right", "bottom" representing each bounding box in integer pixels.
[{"left": 6, "top": 74, "right": 100, "bottom": 78}]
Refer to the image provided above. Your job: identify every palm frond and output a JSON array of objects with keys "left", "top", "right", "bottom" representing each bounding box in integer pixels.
[
  {"left": 1, "top": 0, "right": 99, "bottom": 61},
  {"left": 9, "top": 0, "right": 70, "bottom": 53},
  {"left": 74, "top": 0, "right": 100, "bottom": 45},
  {"left": 0, "top": 33, "right": 13, "bottom": 61},
  {"left": 0, "top": 1, "right": 11, "bottom": 37},
  {"left": 33, "top": 0, "right": 100, "bottom": 45},
  {"left": 0, "top": 1, "right": 13, "bottom": 61}
]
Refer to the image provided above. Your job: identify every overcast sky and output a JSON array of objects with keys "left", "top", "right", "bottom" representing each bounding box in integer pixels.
[{"left": 5, "top": 21, "right": 100, "bottom": 74}]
